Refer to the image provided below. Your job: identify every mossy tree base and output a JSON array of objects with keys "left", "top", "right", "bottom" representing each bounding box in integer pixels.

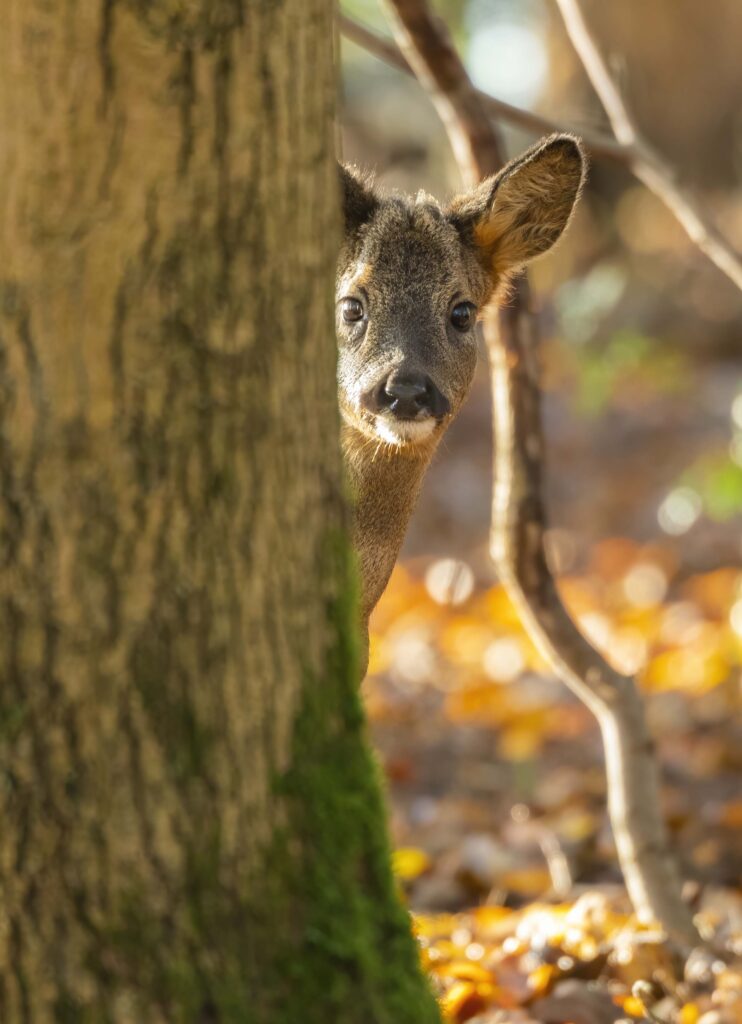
[{"left": 0, "top": 2, "right": 440, "bottom": 1021}]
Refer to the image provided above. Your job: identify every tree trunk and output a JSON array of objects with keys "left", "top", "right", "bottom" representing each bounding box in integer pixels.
[{"left": 0, "top": 3, "right": 440, "bottom": 1021}]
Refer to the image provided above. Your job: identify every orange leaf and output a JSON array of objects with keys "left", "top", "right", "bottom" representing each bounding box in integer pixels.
[
  {"left": 393, "top": 847, "right": 432, "bottom": 882},
  {"left": 498, "top": 867, "right": 552, "bottom": 896},
  {"left": 441, "top": 980, "right": 487, "bottom": 1022},
  {"left": 679, "top": 1004, "right": 700, "bottom": 1024},
  {"left": 438, "top": 961, "right": 495, "bottom": 984},
  {"left": 499, "top": 723, "right": 546, "bottom": 761},
  {"left": 527, "top": 963, "right": 557, "bottom": 996},
  {"left": 719, "top": 800, "right": 742, "bottom": 829}
]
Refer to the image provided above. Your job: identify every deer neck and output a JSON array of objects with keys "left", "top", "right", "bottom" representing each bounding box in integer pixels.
[{"left": 342, "top": 423, "right": 434, "bottom": 626}]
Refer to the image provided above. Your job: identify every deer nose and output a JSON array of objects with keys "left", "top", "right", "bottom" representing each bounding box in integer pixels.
[{"left": 363, "top": 371, "right": 450, "bottom": 420}]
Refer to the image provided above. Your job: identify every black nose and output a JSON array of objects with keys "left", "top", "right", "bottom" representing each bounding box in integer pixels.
[{"left": 363, "top": 371, "right": 450, "bottom": 420}]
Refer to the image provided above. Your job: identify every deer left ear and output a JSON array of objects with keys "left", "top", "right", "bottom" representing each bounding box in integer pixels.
[
  {"left": 339, "top": 163, "right": 378, "bottom": 237},
  {"left": 447, "top": 134, "right": 586, "bottom": 278}
]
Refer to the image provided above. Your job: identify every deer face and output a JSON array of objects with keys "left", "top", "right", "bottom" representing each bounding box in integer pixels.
[
  {"left": 336, "top": 197, "right": 484, "bottom": 449},
  {"left": 337, "top": 135, "right": 585, "bottom": 453}
]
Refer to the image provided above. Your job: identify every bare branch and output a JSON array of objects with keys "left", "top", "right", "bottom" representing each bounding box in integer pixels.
[
  {"left": 379, "top": 0, "right": 700, "bottom": 949},
  {"left": 374, "top": 1, "right": 502, "bottom": 185},
  {"left": 553, "top": 0, "right": 742, "bottom": 292},
  {"left": 339, "top": 13, "right": 628, "bottom": 164},
  {"left": 490, "top": 301, "right": 700, "bottom": 949},
  {"left": 634, "top": 161, "right": 742, "bottom": 293},
  {"left": 340, "top": 9, "right": 742, "bottom": 293},
  {"left": 552, "top": 0, "right": 636, "bottom": 146}
]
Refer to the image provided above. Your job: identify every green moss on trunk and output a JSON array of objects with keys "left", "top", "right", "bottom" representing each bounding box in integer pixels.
[
  {"left": 0, "top": 1, "right": 441, "bottom": 1021},
  {"left": 252, "top": 537, "right": 441, "bottom": 1023}
]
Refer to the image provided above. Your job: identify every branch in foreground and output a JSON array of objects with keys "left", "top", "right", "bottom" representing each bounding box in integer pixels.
[
  {"left": 341, "top": 9, "right": 742, "bottom": 294},
  {"left": 379, "top": 0, "right": 700, "bottom": 949},
  {"left": 552, "top": 0, "right": 742, "bottom": 293}
]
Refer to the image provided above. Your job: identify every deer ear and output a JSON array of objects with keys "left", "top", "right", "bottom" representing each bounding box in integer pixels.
[
  {"left": 339, "top": 163, "right": 378, "bottom": 236},
  {"left": 447, "top": 135, "right": 586, "bottom": 277}
]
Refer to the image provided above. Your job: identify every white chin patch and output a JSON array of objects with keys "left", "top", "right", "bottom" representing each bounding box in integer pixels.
[{"left": 375, "top": 416, "right": 437, "bottom": 446}]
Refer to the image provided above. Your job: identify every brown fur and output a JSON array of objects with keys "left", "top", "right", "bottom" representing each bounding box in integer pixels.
[{"left": 337, "top": 135, "right": 586, "bottom": 672}]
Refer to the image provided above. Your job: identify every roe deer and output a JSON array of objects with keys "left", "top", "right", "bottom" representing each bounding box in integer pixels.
[{"left": 337, "top": 134, "right": 585, "bottom": 671}]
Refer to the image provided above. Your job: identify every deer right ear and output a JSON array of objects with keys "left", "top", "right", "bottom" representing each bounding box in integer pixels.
[
  {"left": 447, "top": 134, "right": 586, "bottom": 278},
  {"left": 339, "top": 164, "right": 378, "bottom": 235}
]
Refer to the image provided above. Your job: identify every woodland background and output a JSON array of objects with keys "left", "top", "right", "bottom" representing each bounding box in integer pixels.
[
  {"left": 0, "top": 1, "right": 739, "bottom": 1021},
  {"left": 341, "top": 2, "right": 742, "bottom": 1020}
]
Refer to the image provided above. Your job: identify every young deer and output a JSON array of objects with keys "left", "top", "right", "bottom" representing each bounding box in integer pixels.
[{"left": 338, "top": 134, "right": 585, "bottom": 670}]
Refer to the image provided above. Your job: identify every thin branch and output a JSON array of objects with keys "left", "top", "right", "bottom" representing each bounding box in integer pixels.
[
  {"left": 552, "top": 0, "right": 742, "bottom": 292},
  {"left": 379, "top": 0, "right": 700, "bottom": 949},
  {"left": 371, "top": 2, "right": 502, "bottom": 187},
  {"left": 339, "top": 13, "right": 628, "bottom": 164},
  {"left": 340, "top": 10, "right": 742, "bottom": 294},
  {"left": 553, "top": 0, "right": 636, "bottom": 147}
]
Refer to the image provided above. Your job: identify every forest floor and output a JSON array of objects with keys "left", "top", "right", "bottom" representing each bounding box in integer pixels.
[
  {"left": 365, "top": 355, "right": 742, "bottom": 1023},
  {"left": 367, "top": 559, "right": 741, "bottom": 1023}
]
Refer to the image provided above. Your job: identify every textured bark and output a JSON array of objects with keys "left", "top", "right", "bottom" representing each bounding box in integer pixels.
[{"left": 0, "top": 3, "right": 440, "bottom": 1022}]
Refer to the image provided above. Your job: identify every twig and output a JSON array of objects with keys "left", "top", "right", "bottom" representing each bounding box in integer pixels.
[
  {"left": 340, "top": 10, "right": 742, "bottom": 293},
  {"left": 379, "top": 0, "right": 700, "bottom": 949},
  {"left": 339, "top": 13, "right": 627, "bottom": 164},
  {"left": 552, "top": 0, "right": 742, "bottom": 291},
  {"left": 539, "top": 831, "right": 574, "bottom": 898},
  {"left": 552, "top": 0, "right": 636, "bottom": 147}
]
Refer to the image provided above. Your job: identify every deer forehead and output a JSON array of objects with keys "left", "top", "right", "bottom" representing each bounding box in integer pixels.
[{"left": 339, "top": 197, "right": 494, "bottom": 313}]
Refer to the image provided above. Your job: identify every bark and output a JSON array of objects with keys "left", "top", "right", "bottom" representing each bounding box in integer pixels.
[{"left": 0, "top": 3, "right": 440, "bottom": 1022}]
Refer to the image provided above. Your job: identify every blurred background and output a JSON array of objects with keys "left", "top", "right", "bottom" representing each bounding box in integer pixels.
[{"left": 339, "top": 0, "right": 742, "bottom": 952}]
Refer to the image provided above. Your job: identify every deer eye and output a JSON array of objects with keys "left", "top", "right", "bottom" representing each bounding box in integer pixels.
[
  {"left": 450, "top": 302, "right": 476, "bottom": 331},
  {"left": 342, "top": 297, "right": 364, "bottom": 323}
]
